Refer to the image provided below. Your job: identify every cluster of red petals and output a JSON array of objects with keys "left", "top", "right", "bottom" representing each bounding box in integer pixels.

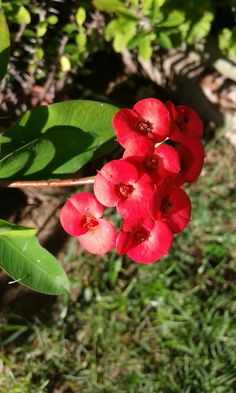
[
  {"left": 60, "top": 192, "right": 117, "bottom": 255},
  {"left": 60, "top": 98, "right": 204, "bottom": 263}
]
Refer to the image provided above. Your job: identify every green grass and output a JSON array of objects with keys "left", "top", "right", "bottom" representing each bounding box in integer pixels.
[{"left": 1, "top": 128, "right": 236, "bottom": 392}]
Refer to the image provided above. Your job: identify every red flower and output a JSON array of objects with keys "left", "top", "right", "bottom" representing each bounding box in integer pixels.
[
  {"left": 94, "top": 159, "right": 155, "bottom": 219},
  {"left": 113, "top": 98, "right": 170, "bottom": 150},
  {"left": 124, "top": 142, "right": 180, "bottom": 184},
  {"left": 116, "top": 215, "right": 173, "bottom": 264},
  {"left": 166, "top": 101, "right": 203, "bottom": 142},
  {"left": 149, "top": 179, "right": 191, "bottom": 233},
  {"left": 175, "top": 140, "right": 205, "bottom": 185},
  {"left": 60, "top": 192, "right": 117, "bottom": 255}
]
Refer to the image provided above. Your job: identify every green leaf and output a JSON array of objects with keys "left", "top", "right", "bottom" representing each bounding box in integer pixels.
[
  {"left": 0, "top": 219, "right": 36, "bottom": 238},
  {"left": 75, "top": 32, "right": 87, "bottom": 50},
  {"left": 63, "top": 23, "right": 77, "bottom": 34},
  {"left": 35, "top": 47, "right": 44, "bottom": 61},
  {"left": 0, "top": 100, "right": 118, "bottom": 179},
  {"left": 36, "top": 21, "right": 47, "bottom": 37},
  {"left": 159, "top": 10, "right": 185, "bottom": 27},
  {"left": 141, "top": 0, "right": 153, "bottom": 15},
  {"left": 149, "top": 0, "right": 164, "bottom": 21},
  {"left": 47, "top": 15, "right": 58, "bottom": 25},
  {"left": 127, "top": 30, "right": 148, "bottom": 49},
  {"left": 117, "top": 8, "right": 139, "bottom": 21},
  {"left": 154, "top": 0, "right": 166, "bottom": 6},
  {"left": 60, "top": 55, "right": 71, "bottom": 72},
  {"left": 0, "top": 235, "right": 69, "bottom": 295},
  {"left": 156, "top": 32, "right": 173, "bottom": 50},
  {"left": 105, "top": 18, "right": 136, "bottom": 39},
  {"left": 0, "top": 11, "right": 10, "bottom": 80},
  {"left": 92, "top": 0, "right": 124, "bottom": 12},
  {"left": 187, "top": 11, "right": 214, "bottom": 44},
  {"left": 105, "top": 18, "right": 136, "bottom": 51},
  {"left": 219, "top": 27, "right": 236, "bottom": 57},
  {"left": 75, "top": 7, "right": 86, "bottom": 26},
  {"left": 12, "top": 5, "right": 31, "bottom": 25},
  {"left": 138, "top": 34, "right": 155, "bottom": 60}
]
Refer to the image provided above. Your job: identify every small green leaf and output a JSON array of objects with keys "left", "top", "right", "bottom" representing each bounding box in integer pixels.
[
  {"left": 47, "top": 15, "right": 58, "bottom": 25},
  {"left": 0, "top": 219, "right": 36, "bottom": 238},
  {"left": 60, "top": 55, "right": 71, "bottom": 72},
  {"left": 138, "top": 34, "right": 155, "bottom": 60},
  {"left": 0, "top": 11, "right": 10, "bottom": 80},
  {"left": 63, "top": 23, "right": 77, "bottom": 34},
  {"left": 127, "top": 30, "right": 148, "bottom": 49},
  {"left": 141, "top": 0, "right": 153, "bottom": 15},
  {"left": 36, "top": 21, "right": 47, "bottom": 38},
  {"left": 150, "top": 0, "right": 164, "bottom": 20},
  {"left": 93, "top": 0, "right": 124, "bottom": 12},
  {"left": 117, "top": 8, "right": 139, "bottom": 21},
  {"left": 35, "top": 47, "right": 44, "bottom": 61},
  {"left": 0, "top": 235, "right": 70, "bottom": 295},
  {"left": 23, "top": 28, "right": 36, "bottom": 38},
  {"left": 12, "top": 5, "right": 31, "bottom": 25},
  {"left": 156, "top": 32, "right": 173, "bottom": 50},
  {"left": 219, "top": 27, "right": 236, "bottom": 57},
  {"left": 160, "top": 10, "right": 185, "bottom": 27},
  {"left": 75, "top": 32, "right": 87, "bottom": 49},
  {"left": 187, "top": 11, "right": 214, "bottom": 44},
  {"left": 105, "top": 18, "right": 136, "bottom": 51},
  {"left": 75, "top": 7, "right": 86, "bottom": 26}
]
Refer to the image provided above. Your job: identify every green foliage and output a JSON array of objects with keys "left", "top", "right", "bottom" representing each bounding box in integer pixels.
[
  {"left": 0, "top": 100, "right": 118, "bottom": 179},
  {"left": 187, "top": 11, "right": 214, "bottom": 44},
  {"left": 93, "top": 0, "right": 125, "bottom": 13},
  {"left": 1, "top": 126, "right": 236, "bottom": 390},
  {"left": 0, "top": 234, "right": 69, "bottom": 294},
  {"left": 0, "top": 11, "right": 10, "bottom": 80},
  {"left": 2, "top": 1, "right": 31, "bottom": 25},
  {"left": 219, "top": 27, "right": 236, "bottom": 57},
  {"left": 105, "top": 17, "right": 137, "bottom": 52},
  {"left": 0, "top": 219, "right": 36, "bottom": 237},
  {"left": 1, "top": 0, "right": 235, "bottom": 88},
  {"left": 92, "top": 0, "right": 236, "bottom": 60}
]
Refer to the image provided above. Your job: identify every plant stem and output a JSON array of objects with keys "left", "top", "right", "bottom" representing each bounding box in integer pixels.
[{"left": 0, "top": 176, "right": 95, "bottom": 189}]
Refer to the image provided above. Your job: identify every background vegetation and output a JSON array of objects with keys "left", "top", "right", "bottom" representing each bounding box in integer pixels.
[{"left": 0, "top": 1, "right": 236, "bottom": 392}]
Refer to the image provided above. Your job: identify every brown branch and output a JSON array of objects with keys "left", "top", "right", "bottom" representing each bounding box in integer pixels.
[{"left": 0, "top": 176, "right": 95, "bottom": 189}]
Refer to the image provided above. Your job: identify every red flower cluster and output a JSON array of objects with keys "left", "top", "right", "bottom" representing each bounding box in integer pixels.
[{"left": 60, "top": 98, "right": 204, "bottom": 264}]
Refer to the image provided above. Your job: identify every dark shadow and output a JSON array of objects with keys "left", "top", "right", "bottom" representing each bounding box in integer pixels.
[
  {"left": 0, "top": 125, "right": 94, "bottom": 180},
  {"left": 1, "top": 104, "right": 50, "bottom": 155},
  {"left": 0, "top": 47, "right": 10, "bottom": 81},
  {"left": 0, "top": 188, "right": 27, "bottom": 220}
]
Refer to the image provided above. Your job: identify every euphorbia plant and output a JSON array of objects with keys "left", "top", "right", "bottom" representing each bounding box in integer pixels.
[
  {"left": 60, "top": 97, "right": 204, "bottom": 264},
  {"left": 0, "top": 10, "right": 204, "bottom": 294}
]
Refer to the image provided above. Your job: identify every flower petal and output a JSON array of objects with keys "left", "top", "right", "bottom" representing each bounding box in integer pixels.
[
  {"left": 113, "top": 108, "right": 148, "bottom": 149},
  {"left": 68, "top": 192, "right": 104, "bottom": 217},
  {"left": 127, "top": 220, "right": 173, "bottom": 264},
  {"left": 94, "top": 172, "right": 119, "bottom": 207},
  {"left": 117, "top": 173, "right": 155, "bottom": 219},
  {"left": 155, "top": 144, "right": 180, "bottom": 174},
  {"left": 60, "top": 199, "right": 85, "bottom": 236},
  {"left": 149, "top": 183, "right": 191, "bottom": 233},
  {"left": 134, "top": 98, "right": 170, "bottom": 141},
  {"left": 60, "top": 192, "right": 104, "bottom": 236},
  {"left": 98, "top": 159, "right": 139, "bottom": 184},
  {"left": 177, "top": 140, "right": 205, "bottom": 183},
  {"left": 167, "top": 102, "right": 203, "bottom": 142},
  {"left": 78, "top": 218, "right": 118, "bottom": 255}
]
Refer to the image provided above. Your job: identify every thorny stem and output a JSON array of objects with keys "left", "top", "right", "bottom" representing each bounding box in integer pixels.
[{"left": 0, "top": 176, "right": 95, "bottom": 189}]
